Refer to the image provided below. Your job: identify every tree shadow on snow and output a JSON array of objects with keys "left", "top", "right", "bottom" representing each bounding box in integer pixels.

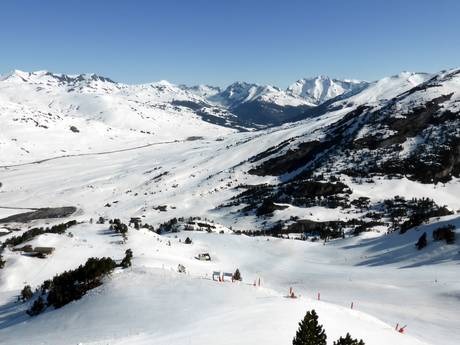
[
  {"left": 342, "top": 216, "right": 460, "bottom": 268},
  {"left": 0, "top": 296, "right": 31, "bottom": 330}
]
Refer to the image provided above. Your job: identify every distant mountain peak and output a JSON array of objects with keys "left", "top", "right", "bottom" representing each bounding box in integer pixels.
[
  {"left": 287, "top": 76, "right": 368, "bottom": 105},
  {"left": 0, "top": 69, "right": 116, "bottom": 85}
]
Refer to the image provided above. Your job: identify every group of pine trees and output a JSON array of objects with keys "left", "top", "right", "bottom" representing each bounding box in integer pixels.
[
  {"left": 2, "top": 220, "right": 77, "bottom": 248},
  {"left": 433, "top": 224, "right": 456, "bottom": 244},
  {"left": 110, "top": 218, "right": 129, "bottom": 240},
  {"left": 25, "top": 251, "right": 134, "bottom": 316},
  {"left": 416, "top": 224, "right": 456, "bottom": 250},
  {"left": 293, "top": 310, "right": 365, "bottom": 345}
]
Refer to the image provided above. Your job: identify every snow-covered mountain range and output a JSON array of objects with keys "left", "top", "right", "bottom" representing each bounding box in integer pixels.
[
  {"left": 286, "top": 75, "right": 368, "bottom": 104},
  {"left": 1, "top": 67, "right": 460, "bottom": 345}
]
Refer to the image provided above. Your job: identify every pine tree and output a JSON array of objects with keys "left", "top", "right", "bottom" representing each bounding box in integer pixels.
[
  {"left": 415, "top": 232, "right": 427, "bottom": 250},
  {"left": 333, "top": 333, "right": 365, "bottom": 345},
  {"left": 184, "top": 237, "right": 192, "bottom": 244},
  {"left": 21, "top": 285, "right": 33, "bottom": 301},
  {"left": 233, "top": 268, "right": 242, "bottom": 281},
  {"left": 292, "top": 309, "right": 327, "bottom": 345},
  {"left": 120, "top": 249, "right": 133, "bottom": 268},
  {"left": 27, "top": 296, "right": 45, "bottom": 316}
]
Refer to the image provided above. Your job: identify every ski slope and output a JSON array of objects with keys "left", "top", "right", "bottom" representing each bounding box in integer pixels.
[{"left": 2, "top": 221, "right": 456, "bottom": 345}]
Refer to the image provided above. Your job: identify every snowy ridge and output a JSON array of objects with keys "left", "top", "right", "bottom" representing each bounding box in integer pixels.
[
  {"left": 211, "top": 81, "right": 314, "bottom": 107},
  {"left": 287, "top": 75, "right": 368, "bottom": 105}
]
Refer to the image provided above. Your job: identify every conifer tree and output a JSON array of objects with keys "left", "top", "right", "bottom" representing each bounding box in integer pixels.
[
  {"left": 233, "top": 268, "right": 242, "bottom": 281},
  {"left": 27, "top": 296, "right": 45, "bottom": 316},
  {"left": 333, "top": 333, "right": 365, "bottom": 345},
  {"left": 121, "top": 249, "right": 133, "bottom": 268},
  {"left": 415, "top": 232, "right": 427, "bottom": 250},
  {"left": 21, "top": 285, "right": 33, "bottom": 301},
  {"left": 292, "top": 309, "right": 327, "bottom": 345}
]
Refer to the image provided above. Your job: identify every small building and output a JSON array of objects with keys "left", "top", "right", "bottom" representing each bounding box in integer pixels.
[
  {"left": 212, "top": 271, "right": 235, "bottom": 282},
  {"left": 222, "top": 272, "right": 234, "bottom": 282},
  {"left": 195, "top": 253, "right": 211, "bottom": 261}
]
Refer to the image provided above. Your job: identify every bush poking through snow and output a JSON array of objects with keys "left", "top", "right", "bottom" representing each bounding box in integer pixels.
[
  {"left": 433, "top": 225, "right": 456, "bottom": 244},
  {"left": 184, "top": 237, "right": 192, "bottom": 244},
  {"left": 292, "top": 309, "right": 327, "bottom": 345},
  {"left": 69, "top": 125, "right": 79, "bottom": 133},
  {"left": 415, "top": 232, "right": 428, "bottom": 250},
  {"left": 333, "top": 333, "right": 365, "bottom": 345},
  {"left": 120, "top": 249, "right": 133, "bottom": 268},
  {"left": 0, "top": 255, "right": 5, "bottom": 269}
]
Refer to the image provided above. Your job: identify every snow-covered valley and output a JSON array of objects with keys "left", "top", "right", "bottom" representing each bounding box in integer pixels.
[{"left": 1, "top": 67, "right": 460, "bottom": 345}]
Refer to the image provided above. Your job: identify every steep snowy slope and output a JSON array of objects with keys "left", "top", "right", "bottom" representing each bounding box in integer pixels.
[{"left": 248, "top": 70, "right": 436, "bottom": 178}]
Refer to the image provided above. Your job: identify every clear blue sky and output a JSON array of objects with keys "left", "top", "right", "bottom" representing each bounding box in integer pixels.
[{"left": 1, "top": 0, "right": 459, "bottom": 87}]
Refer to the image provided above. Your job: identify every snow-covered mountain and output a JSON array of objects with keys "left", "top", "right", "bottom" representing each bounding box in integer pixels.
[
  {"left": 1, "top": 67, "right": 460, "bottom": 345},
  {"left": 179, "top": 84, "right": 221, "bottom": 98},
  {"left": 287, "top": 75, "right": 368, "bottom": 105},
  {"left": 0, "top": 70, "right": 251, "bottom": 164},
  {"left": 207, "top": 82, "right": 314, "bottom": 125},
  {"left": 210, "top": 82, "right": 312, "bottom": 108},
  {"left": 248, "top": 69, "right": 457, "bottom": 183}
]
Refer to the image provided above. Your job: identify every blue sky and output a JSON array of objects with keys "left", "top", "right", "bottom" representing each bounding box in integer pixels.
[{"left": 1, "top": 0, "right": 459, "bottom": 87}]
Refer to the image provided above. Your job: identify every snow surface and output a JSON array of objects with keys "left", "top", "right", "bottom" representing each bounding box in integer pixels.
[{"left": 3, "top": 221, "right": 456, "bottom": 345}]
